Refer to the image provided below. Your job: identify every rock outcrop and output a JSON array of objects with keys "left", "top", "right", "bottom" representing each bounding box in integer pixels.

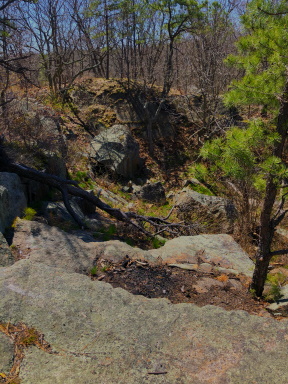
[
  {"left": 154, "top": 234, "right": 254, "bottom": 276},
  {"left": 0, "top": 332, "right": 14, "bottom": 375},
  {"left": 1, "top": 259, "right": 288, "bottom": 383},
  {"left": 12, "top": 219, "right": 99, "bottom": 274},
  {"left": 12, "top": 220, "right": 254, "bottom": 277},
  {"left": 0, "top": 172, "right": 27, "bottom": 233},
  {"left": 175, "top": 188, "right": 237, "bottom": 234},
  {"left": 90, "top": 125, "right": 142, "bottom": 178}
]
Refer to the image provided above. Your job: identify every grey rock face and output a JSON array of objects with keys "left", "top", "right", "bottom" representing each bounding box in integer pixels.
[
  {"left": 12, "top": 220, "right": 254, "bottom": 277},
  {"left": 153, "top": 234, "right": 254, "bottom": 277},
  {"left": 90, "top": 125, "right": 141, "bottom": 178},
  {"left": 0, "top": 172, "right": 27, "bottom": 233},
  {"left": 12, "top": 220, "right": 156, "bottom": 272},
  {"left": 0, "top": 332, "right": 14, "bottom": 375},
  {"left": 1, "top": 260, "right": 288, "bottom": 383},
  {"left": 175, "top": 189, "right": 237, "bottom": 233},
  {"left": 44, "top": 200, "right": 85, "bottom": 223},
  {"left": 12, "top": 219, "right": 98, "bottom": 274},
  {"left": 115, "top": 99, "right": 143, "bottom": 122},
  {"left": 0, "top": 232, "right": 13, "bottom": 267},
  {"left": 135, "top": 182, "right": 166, "bottom": 204}
]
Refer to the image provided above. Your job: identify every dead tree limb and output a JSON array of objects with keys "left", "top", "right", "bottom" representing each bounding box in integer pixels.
[
  {"left": 59, "top": 185, "right": 86, "bottom": 229},
  {"left": 0, "top": 142, "right": 195, "bottom": 237}
]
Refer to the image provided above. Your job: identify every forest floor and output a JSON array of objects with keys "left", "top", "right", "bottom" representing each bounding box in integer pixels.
[{"left": 91, "top": 258, "right": 271, "bottom": 317}]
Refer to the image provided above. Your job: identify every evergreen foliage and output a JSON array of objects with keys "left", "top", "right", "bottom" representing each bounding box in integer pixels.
[
  {"left": 200, "top": 120, "right": 283, "bottom": 190},
  {"left": 224, "top": 0, "right": 288, "bottom": 111},
  {"left": 201, "top": 0, "right": 288, "bottom": 296}
]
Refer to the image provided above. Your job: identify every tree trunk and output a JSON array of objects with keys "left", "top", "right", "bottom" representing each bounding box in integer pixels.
[
  {"left": 251, "top": 177, "right": 277, "bottom": 296},
  {"left": 162, "top": 40, "right": 174, "bottom": 97},
  {"left": 104, "top": 0, "right": 110, "bottom": 80},
  {"left": 251, "top": 80, "right": 288, "bottom": 296}
]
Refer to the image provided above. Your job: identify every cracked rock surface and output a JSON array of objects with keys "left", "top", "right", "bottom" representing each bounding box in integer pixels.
[
  {"left": 12, "top": 220, "right": 254, "bottom": 276},
  {"left": 0, "top": 332, "right": 14, "bottom": 375},
  {"left": 1, "top": 259, "right": 288, "bottom": 383}
]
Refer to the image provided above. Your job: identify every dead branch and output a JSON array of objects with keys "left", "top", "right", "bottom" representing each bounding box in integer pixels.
[
  {"left": 270, "top": 249, "right": 288, "bottom": 257},
  {"left": 0, "top": 141, "right": 194, "bottom": 238}
]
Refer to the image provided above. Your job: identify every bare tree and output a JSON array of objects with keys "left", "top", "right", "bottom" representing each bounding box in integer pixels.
[{"left": 174, "top": 1, "right": 240, "bottom": 140}]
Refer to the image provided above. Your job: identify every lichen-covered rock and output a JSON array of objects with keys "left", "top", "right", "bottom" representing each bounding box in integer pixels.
[
  {"left": 1, "top": 260, "right": 288, "bottom": 383},
  {"left": 0, "top": 332, "right": 14, "bottom": 375},
  {"left": 154, "top": 234, "right": 254, "bottom": 277},
  {"left": 90, "top": 125, "right": 142, "bottom": 178},
  {"left": 0, "top": 172, "right": 27, "bottom": 233},
  {"left": 12, "top": 219, "right": 98, "bottom": 274},
  {"left": 175, "top": 188, "right": 237, "bottom": 234},
  {"left": 12, "top": 220, "right": 254, "bottom": 277}
]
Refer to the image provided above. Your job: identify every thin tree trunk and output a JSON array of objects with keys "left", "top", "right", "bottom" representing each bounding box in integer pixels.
[
  {"left": 251, "top": 80, "right": 288, "bottom": 296},
  {"left": 251, "top": 176, "right": 278, "bottom": 296},
  {"left": 104, "top": 0, "right": 110, "bottom": 80},
  {"left": 162, "top": 40, "right": 174, "bottom": 97}
]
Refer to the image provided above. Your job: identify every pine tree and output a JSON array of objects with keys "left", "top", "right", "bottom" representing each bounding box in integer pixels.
[{"left": 203, "top": 0, "right": 288, "bottom": 296}]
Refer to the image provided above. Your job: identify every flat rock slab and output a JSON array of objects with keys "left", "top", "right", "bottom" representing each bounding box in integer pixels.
[
  {"left": 1, "top": 260, "right": 288, "bottom": 383},
  {"left": 12, "top": 220, "right": 156, "bottom": 271},
  {"left": 192, "top": 277, "right": 224, "bottom": 293},
  {"left": 151, "top": 235, "right": 255, "bottom": 277},
  {"left": 0, "top": 332, "right": 14, "bottom": 374},
  {"left": 12, "top": 219, "right": 99, "bottom": 274},
  {"left": 12, "top": 221, "right": 254, "bottom": 277}
]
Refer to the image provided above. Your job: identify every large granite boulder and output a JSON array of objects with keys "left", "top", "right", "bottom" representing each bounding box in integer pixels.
[
  {"left": 90, "top": 125, "right": 142, "bottom": 178},
  {"left": 0, "top": 332, "right": 14, "bottom": 377},
  {"left": 154, "top": 234, "right": 254, "bottom": 276},
  {"left": 1, "top": 259, "right": 288, "bottom": 383},
  {"left": 12, "top": 219, "right": 98, "bottom": 274},
  {"left": 0, "top": 172, "right": 27, "bottom": 233},
  {"left": 175, "top": 188, "right": 237, "bottom": 234}
]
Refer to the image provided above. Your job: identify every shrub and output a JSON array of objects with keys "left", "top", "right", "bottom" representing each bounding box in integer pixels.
[
  {"left": 151, "top": 236, "right": 166, "bottom": 249},
  {"left": 90, "top": 266, "right": 98, "bottom": 276},
  {"left": 23, "top": 207, "right": 37, "bottom": 221},
  {"left": 264, "top": 272, "right": 286, "bottom": 302}
]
